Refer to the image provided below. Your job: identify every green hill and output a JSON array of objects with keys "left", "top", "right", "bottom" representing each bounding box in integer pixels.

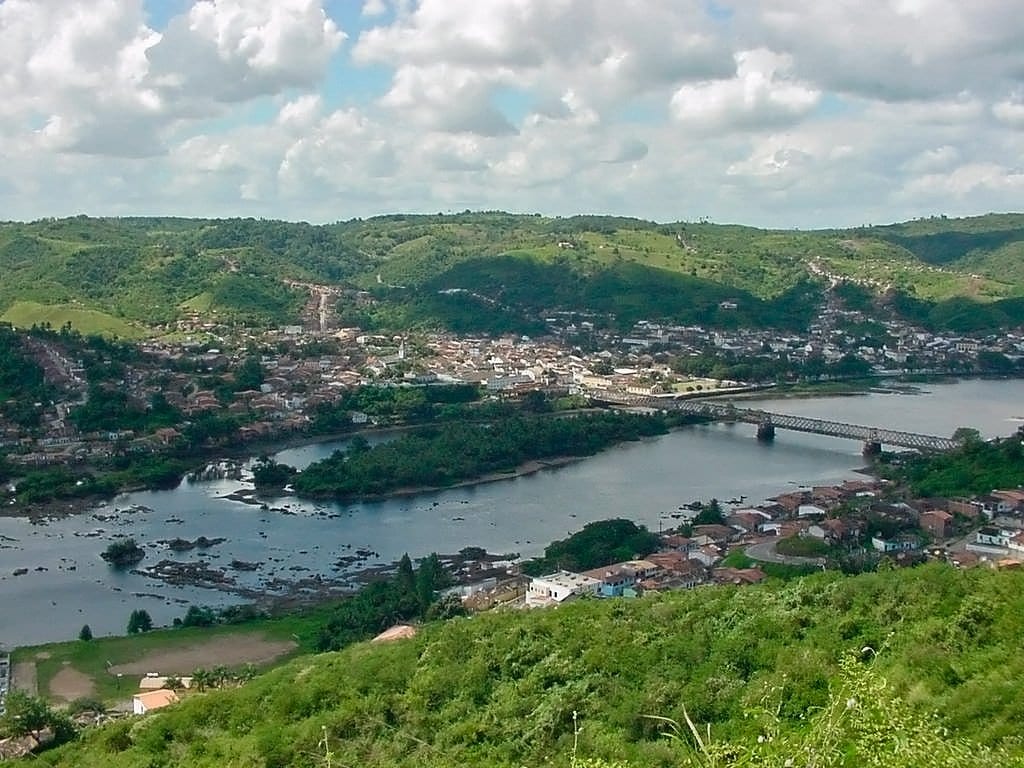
[
  {"left": 2, "top": 212, "right": 1023, "bottom": 336},
  {"left": 14, "top": 564, "right": 1024, "bottom": 767}
]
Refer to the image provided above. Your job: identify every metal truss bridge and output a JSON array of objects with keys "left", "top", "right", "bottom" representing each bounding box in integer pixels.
[{"left": 594, "top": 391, "right": 959, "bottom": 454}]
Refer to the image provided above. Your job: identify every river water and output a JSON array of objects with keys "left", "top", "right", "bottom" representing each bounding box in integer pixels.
[{"left": 1, "top": 378, "right": 1021, "bottom": 647}]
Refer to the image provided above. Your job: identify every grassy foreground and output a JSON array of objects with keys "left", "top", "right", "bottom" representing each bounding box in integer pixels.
[{"left": 12, "top": 564, "right": 1024, "bottom": 767}]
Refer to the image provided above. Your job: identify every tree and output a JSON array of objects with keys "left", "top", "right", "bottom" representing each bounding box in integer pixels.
[
  {"left": 211, "top": 665, "right": 230, "bottom": 688},
  {"left": 234, "top": 354, "right": 264, "bottom": 392},
  {"left": 127, "top": 608, "right": 153, "bottom": 634},
  {"left": 78, "top": 624, "right": 93, "bottom": 642},
  {"left": 101, "top": 538, "right": 145, "bottom": 568},
  {"left": 192, "top": 668, "right": 212, "bottom": 693},
  {"left": 0, "top": 691, "right": 75, "bottom": 744},
  {"left": 397, "top": 553, "right": 416, "bottom": 597},
  {"left": 252, "top": 457, "right": 296, "bottom": 490},
  {"left": 693, "top": 498, "right": 725, "bottom": 525},
  {"left": 415, "top": 552, "right": 447, "bottom": 614}
]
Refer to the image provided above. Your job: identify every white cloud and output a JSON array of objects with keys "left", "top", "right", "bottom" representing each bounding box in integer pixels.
[
  {"left": 362, "top": 0, "right": 389, "bottom": 17},
  {"left": 0, "top": 0, "right": 1022, "bottom": 228},
  {"left": 747, "top": 0, "right": 1024, "bottom": 102},
  {"left": 147, "top": 0, "right": 345, "bottom": 105},
  {"left": 670, "top": 49, "right": 819, "bottom": 132},
  {"left": 993, "top": 93, "right": 1024, "bottom": 129}
]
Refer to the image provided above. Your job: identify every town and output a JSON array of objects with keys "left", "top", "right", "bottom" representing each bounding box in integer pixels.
[{"left": 3, "top": 284, "right": 1023, "bottom": 470}]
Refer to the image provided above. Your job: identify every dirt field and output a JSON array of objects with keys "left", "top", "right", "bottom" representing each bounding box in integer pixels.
[
  {"left": 11, "top": 661, "right": 37, "bottom": 696},
  {"left": 50, "top": 663, "right": 96, "bottom": 702},
  {"left": 108, "top": 634, "right": 297, "bottom": 676}
]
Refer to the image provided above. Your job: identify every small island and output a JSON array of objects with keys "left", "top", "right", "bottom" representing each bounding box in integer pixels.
[{"left": 100, "top": 537, "right": 145, "bottom": 568}]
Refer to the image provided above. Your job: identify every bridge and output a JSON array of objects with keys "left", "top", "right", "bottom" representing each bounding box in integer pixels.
[{"left": 593, "top": 391, "right": 959, "bottom": 454}]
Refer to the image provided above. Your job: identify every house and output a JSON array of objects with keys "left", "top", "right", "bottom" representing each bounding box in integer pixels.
[
  {"left": 797, "top": 504, "right": 827, "bottom": 518},
  {"left": 645, "top": 552, "right": 707, "bottom": 588},
  {"left": 691, "top": 524, "right": 735, "bottom": 544},
  {"left": 871, "top": 534, "right": 921, "bottom": 553},
  {"left": 526, "top": 571, "right": 601, "bottom": 606},
  {"left": 580, "top": 560, "right": 659, "bottom": 597},
  {"left": 978, "top": 495, "right": 1015, "bottom": 519},
  {"left": 132, "top": 689, "right": 179, "bottom": 715},
  {"left": 808, "top": 518, "right": 854, "bottom": 544},
  {"left": 661, "top": 534, "right": 696, "bottom": 553},
  {"left": 712, "top": 567, "right": 766, "bottom": 585},
  {"left": 688, "top": 544, "right": 722, "bottom": 567},
  {"left": 919, "top": 510, "right": 953, "bottom": 539},
  {"left": 992, "top": 489, "right": 1024, "bottom": 511}
]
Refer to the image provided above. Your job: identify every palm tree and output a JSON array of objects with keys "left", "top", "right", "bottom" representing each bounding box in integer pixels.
[
  {"left": 211, "top": 665, "right": 230, "bottom": 689},
  {"left": 191, "top": 667, "right": 212, "bottom": 693}
]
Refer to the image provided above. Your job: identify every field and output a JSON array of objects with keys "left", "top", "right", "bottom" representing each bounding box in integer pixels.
[
  {"left": 11, "top": 609, "right": 328, "bottom": 705},
  {"left": 0, "top": 300, "right": 145, "bottom": 339}
]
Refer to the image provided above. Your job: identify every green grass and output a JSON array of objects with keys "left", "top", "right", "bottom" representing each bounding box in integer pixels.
[
  {"left": 775, "top": 534, "right": 832, "bottom": 557},
  {"left": 19, "top": 565, "right": 1024, "bottom": 768},
  {"left": 13, "top": 608, "right": 332, "bottom": 704},
  {"left": 0, "top": 301, "right": 146, "bottom": 339}
]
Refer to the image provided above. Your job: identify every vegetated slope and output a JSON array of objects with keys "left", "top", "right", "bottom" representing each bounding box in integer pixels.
[
  {"left": 28, "top": 565, "right": 1024, "bottom": 768},
  {"left": 1, "top": 212, "right": 1023, "bottom": 335},
  {"left": 0, "top": 217, "right": 358, "bottom": 330}
]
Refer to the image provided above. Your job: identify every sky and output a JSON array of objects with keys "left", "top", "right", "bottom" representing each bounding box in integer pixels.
[{"left": 0, "top": 0, "right": 1022, "bottom": 228}]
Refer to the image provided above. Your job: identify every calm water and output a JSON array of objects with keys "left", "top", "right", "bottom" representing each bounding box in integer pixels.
[{"left": 1, "top": 378, "right": 1021, "bottom": 646}]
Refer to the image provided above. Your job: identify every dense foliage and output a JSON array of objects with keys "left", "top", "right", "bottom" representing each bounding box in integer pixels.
[
  {"left": 315, "top": 552, "right": 455, "bottom": 652},
  {"left": 23, "top": 565, "right": 1024, "bottom": 767},
  {"left": 101, "top": 538, "right": 145, "bottom": 568},
  {"left": 880, "top": 427, "right": 1024, "bottom": 497},
  {"left": 307, "top": 383, "right": 482, "bottom": 433},
  {"left": 0, "top": 323, "right": 49, "bottom": 426},
  {"left": 3, "top": 212, "right": 1024, "bottom": 335},
  {"left": 292, "top": 412, "right": 680, "bottom": 498},
  {"left": 521, "top": 519, "right": 661, "bottom": 576}
]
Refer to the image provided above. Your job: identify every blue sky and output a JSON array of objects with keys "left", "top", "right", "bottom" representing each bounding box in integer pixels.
[{"left": 0, "top": 0, "right": 1021, "bottom": 227}]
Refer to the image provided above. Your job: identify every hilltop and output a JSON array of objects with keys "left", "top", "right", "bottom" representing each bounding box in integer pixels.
[
  {"left": 2, "top": 212, "right": 1023, "bottom": 337},
  {"left": 9, "top": 564, "right": 1024, "bottom": 767}
]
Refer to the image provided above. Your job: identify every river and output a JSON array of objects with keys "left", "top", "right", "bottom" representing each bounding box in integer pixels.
[{"left": 1, "top": 378, "right": 1021, "bottom": 647}]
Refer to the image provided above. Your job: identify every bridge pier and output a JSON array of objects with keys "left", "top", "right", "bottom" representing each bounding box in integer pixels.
[
  {"left": 756, "top": 422, "right": 775, "bottom": 442},
  {"left": 862, "top": 441, "right": 882, "bottom": 457}
]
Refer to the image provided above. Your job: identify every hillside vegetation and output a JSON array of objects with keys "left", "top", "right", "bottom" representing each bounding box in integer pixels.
[
  {"left": 2, "top": 212, "right": 1023, "bottom": 335},
  {"left": 16, "top": 565, "right": 1024, "bottom": 767}
]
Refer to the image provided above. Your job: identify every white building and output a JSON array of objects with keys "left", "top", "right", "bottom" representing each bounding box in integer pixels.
[
  {"left": 132, "top": 689, "right": 179, "bottom": 715},
  {"left": 526, "top": 571, "right": 601, "bottom": 606}
]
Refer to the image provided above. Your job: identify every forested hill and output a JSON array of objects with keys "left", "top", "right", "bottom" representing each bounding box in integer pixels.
[
  {"left": 15, "top": 564, "right": 1024, "bottom": 767},
  {"left": 1, "top": 212, "right": 1023, "bottom": 336}
]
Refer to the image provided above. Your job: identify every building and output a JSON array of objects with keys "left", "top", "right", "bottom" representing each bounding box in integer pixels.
[
  {"left": 871, "top": 534, "right": 921, "bottom": 553},
  {"left": 919, "top": 510, "right": 953, "bottom": 539},
  {"left": 580, "top": 560, "right": 660, "bottom": 597},
  {"left": 526, "top": 571, "right": 601, "bottom": 606},
  {"left": 132, "top": 689, "right": 179, "bottom": 715}
]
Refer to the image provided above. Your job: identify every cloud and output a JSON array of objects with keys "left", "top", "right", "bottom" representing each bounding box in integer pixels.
[
  {"left": 0, "top": 0, "right": 1022, "bottom": 228},
  {"left": 746, "top": 0, "right": 1024, "bottom": 102},
  {"left": 354, "top": 0, "right": 734, "bottom": 134},
  {"left": 146, "top": 0, "right": 345, "bottom": 105},
  {"left": 0, "top": 0, "right": 344, "bottom": 157},
  {"left": 670, "top": 49, "right": 820, "bottom": 132},
  {"left": 993, "top": 93, "right": 1024, "bottom": 129},
  {"left": 361, "top": 0, "right": 389, "bottom": 17}
]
